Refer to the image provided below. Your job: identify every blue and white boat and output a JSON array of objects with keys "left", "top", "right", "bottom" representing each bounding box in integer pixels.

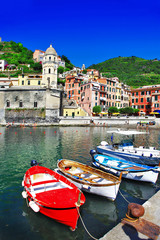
[
  {"left": 96, "top": 129, "right": 160, "bottom": 166},
  {"left": 90, "top": 150, "right": 160, "bottom": 184}
]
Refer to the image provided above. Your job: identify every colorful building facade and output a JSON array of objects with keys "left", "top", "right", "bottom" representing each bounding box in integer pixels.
[
  {"left": 65, "top": 76, "right": 83, "bottom": 103},
  {"left": 131, "top": 85, "right": 160, "bottom": 115},
  {"left": 18, "top": 75, "right": 42, "bottom": 86}
]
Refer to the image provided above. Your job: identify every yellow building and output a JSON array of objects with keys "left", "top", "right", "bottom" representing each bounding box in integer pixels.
[
  {"left": 18, "top": 74, "right": 42, "bottom": 86},
  {"left": 63, "top": 106, "right": 88, "bottom": 117}
]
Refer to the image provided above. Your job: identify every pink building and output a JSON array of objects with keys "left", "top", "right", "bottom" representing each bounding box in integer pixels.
[
  {"left": 80, "top": 82, "right": 99, "bottom": 115},
  {"left": 33, "top": 50, "right": 45, "bottom": 63}
]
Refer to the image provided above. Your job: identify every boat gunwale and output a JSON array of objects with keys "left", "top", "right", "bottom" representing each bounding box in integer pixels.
[
  {"left": 94, "top": 153, "right": 159, "bottom": 172},
  {"left": 58, "top": 159, "right": 122, "bottom": 187}
]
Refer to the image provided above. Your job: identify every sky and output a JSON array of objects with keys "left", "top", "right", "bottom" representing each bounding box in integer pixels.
[{"left": 1, "top": 0, "right": 160, "bottom": 67}]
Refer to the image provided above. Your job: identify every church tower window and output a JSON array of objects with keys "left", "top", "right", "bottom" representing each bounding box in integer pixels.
[
  {"left": 49, "top": 68, "right": 51, "bottom": 74},
  {"left": 6, "top": 100, "right": 10, "bottom": 107}
]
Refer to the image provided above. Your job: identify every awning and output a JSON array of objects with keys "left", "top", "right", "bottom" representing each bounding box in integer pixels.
[{"left": 150, "top": 112, "right": 159, "bottom": 114}]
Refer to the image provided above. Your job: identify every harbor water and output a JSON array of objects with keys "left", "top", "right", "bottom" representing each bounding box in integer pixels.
[{"left": 0, "top": 126, "right": 160, "bottom": 240}]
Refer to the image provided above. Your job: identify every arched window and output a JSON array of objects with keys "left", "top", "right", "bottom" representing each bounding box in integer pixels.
[
  {"left": 49, "top": 56, "right": 51, "bottom": 61},
  {"left": 6, "top": 100, "right": 10, "bottom": 107},
  {"left": 48, "top": 68, "right": 51, "bottom": 74}
]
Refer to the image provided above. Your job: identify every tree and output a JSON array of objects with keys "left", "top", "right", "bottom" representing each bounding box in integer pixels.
[
  {"left": 82, "top": 69, "right": 87, "bottom": 74},
  {"left": 133, "top": 108, "right": 140, "bottom": 115},
  {"left": 61, "top": 55, "right": 71, "bottom": 64},
  {"left": 31, "top": 62, "right": 42, "bottom": 72},
  {"left": 58, "top": 66, "right": 65, "bottom": 74},
  {"left": 108, "top": 107, "right": 119, "bottom": 113},
  {"left": 123, "top": 107, "right": 134, "bottom": 115},
  {"left": 93, "top": 105, "right": 101, "bottom": 114}
]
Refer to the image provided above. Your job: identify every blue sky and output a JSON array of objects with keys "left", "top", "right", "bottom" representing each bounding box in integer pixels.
[{"left": 1, "top": 0, "right": 160, "bottom": 67}]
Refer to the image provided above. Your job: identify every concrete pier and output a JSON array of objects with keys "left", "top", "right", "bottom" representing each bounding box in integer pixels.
[{"left": 100, "top": 190, "right": 160, "bottom": 240}]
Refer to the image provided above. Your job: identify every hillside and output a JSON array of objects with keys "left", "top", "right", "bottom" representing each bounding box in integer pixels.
[
  {"left": 0, "top": 41, "right": 74, "bottom": 78},
  {"left": 88, "top": 56, "right": 160, "bottom": 88}
]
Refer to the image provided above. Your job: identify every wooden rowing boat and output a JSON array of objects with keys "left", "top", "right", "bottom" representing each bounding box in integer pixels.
[
  {"left": 22, "top": 161, "right": 85, "bottom": 230},
  {"left": 56, "top": 159, "right": 123, "bottom": 201}
]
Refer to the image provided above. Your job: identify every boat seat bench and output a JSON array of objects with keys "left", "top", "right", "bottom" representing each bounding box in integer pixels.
[{"left": 32, "top": 179, "right": 58, "bottom": 186}]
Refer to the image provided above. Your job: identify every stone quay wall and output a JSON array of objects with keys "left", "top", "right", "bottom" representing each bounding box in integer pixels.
[{"left": 58, "top": 116, "right": 158, "bottom": 127}]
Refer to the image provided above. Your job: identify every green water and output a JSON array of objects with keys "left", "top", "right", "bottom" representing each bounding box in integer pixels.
[{"left": 0, "top": 126, "right": 159, "bottom": 240}]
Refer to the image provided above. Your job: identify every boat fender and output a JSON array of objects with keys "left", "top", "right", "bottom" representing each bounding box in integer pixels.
[
  {"left": 22, "top": 180, "right": 24, "bottom": 187},
  {"left": 135, "top": 151, "right": 137, "bottom": 153},
  {"left": 31, "top": 160, "right": 38, "bottom": 167},
  {"left": 101, "top": 141, "right": 108, "bottom": 146},
  {"left": 82, "top": 185, "right": 91, "bottom": 190},
  {"left": 22, "top": 191, "right": 28, "bottom": 199},
  {"left": 29, "top": 201, "right": 40, "bottom": 212},
  {"left": 90, "top": 149, "right": 96, "bottom": 156},
  {"left": 150, "top": 154, "right": 153, "bottom": 157},
  {"left": 142, "top": 153, "right": 144, "bottom": 157}
]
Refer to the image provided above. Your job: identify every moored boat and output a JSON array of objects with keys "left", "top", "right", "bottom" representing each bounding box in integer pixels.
[
  {"left": 96, "top": 129, "right": 160, "bottom": 166},
  {"left": 22, "top": 160, "right": 85, "bottom": 231},
  {"left": 90, "top": 150, "right": 160, "bottom": 184},
  {"left": 56, "top": 159, "right": 122, "bottom": 201}
]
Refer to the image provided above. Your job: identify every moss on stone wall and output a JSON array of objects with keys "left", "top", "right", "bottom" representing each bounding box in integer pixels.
[{"left": 5, "top": 108, "right": 46, "bottom": 119}]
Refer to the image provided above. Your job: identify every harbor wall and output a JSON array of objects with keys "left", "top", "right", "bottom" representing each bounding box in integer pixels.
[
  {"left": 1, "top": 115, "right": 160, "bottom": 127},
  {"left": 58, "top": 116, "right": 157, "bottom": 127},
  {"left": 100, "top": 189, "right": 160, "bottom": 240}
]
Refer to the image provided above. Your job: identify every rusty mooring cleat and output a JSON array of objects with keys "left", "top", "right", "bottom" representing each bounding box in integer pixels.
[
  {"left": 126, "top": 203, "right": 145, "bottom": 220},
  {"left": 122, "top": 203, "right": 160, "bottom": 240}
]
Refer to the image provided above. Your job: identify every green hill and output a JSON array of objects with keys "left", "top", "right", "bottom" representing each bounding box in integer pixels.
[
  {"left": 0, "top": 41, "right": 41, "bottom": 77},
  {"left": 0, "top": 41, "right": 74, "bottom": 78},
  {"left": 88, "top": 56, "right": 160, "bottom": 88}
]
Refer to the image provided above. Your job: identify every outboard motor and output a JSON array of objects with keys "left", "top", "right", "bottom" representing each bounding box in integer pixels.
[
  {"left": 90, "top": 149, "right": 97, "bottom": 157},
  {"left": 31, "top": 160, "right": 38, "bottom": 167}
]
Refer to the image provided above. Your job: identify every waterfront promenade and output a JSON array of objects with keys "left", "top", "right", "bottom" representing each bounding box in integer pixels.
[
  {"left": 100, "top": 189, "right": 160, "bottom": 240},
  {"left": 2, "top": 116, "right": 160, "bottom": 128}
]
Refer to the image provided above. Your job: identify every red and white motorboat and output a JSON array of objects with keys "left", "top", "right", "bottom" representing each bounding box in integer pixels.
[{"left": 22, "top": 161, "right": 85, "bottom": 230}]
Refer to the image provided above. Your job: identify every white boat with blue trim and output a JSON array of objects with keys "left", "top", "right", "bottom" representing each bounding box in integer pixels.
[
  {"left": 90, "top": 151, "right": 160, "bottom": 184},
  {"left": 96, "top": 130, "right": 160, "bottom": 166}
]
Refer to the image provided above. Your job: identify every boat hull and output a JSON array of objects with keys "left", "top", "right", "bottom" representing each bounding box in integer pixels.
[
  {"left": 55, "top": 169, "right": 119, "bottom": 201},
  {"left": 97, "top": 145, "right": 160, "bottom": 166},
  {"left": 92, "top": 161, "right": 159, "bottom": 184},
  {"left": 22, "top": 165, "right": 85, "bottom": 230},
  {"left": 27, "top": 196, "right": 79, "bottom": 229},
  {"left": 57, "top": 159, "right": 122, "bottom": 201}
]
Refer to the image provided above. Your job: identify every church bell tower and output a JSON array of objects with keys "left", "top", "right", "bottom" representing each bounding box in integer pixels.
[{"left": 42, "top": 44, "right": 58, "bottom": 88}]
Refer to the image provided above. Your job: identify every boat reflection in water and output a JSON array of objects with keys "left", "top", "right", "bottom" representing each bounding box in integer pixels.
[
  {"left": 120, "top": 178, "right": 157, "bottom": 200},
  {"left": 22, "top": 201, "right": 86, "bottom": 240},
  {"left": 84, "top": 193, "right": 118, "bottom": 222}
]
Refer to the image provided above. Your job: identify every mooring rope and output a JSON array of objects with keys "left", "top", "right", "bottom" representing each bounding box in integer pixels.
[
  {"left": 76, "top": 206, "right": 98, "bottom": 240},
  {"left": 118, "top": 189, "right": 130, "bottom": 204}
]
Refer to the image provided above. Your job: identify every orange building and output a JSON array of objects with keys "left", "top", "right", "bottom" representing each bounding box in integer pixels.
[{"left": 65, "top": 76, "right": 83, "bottom": 104}]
